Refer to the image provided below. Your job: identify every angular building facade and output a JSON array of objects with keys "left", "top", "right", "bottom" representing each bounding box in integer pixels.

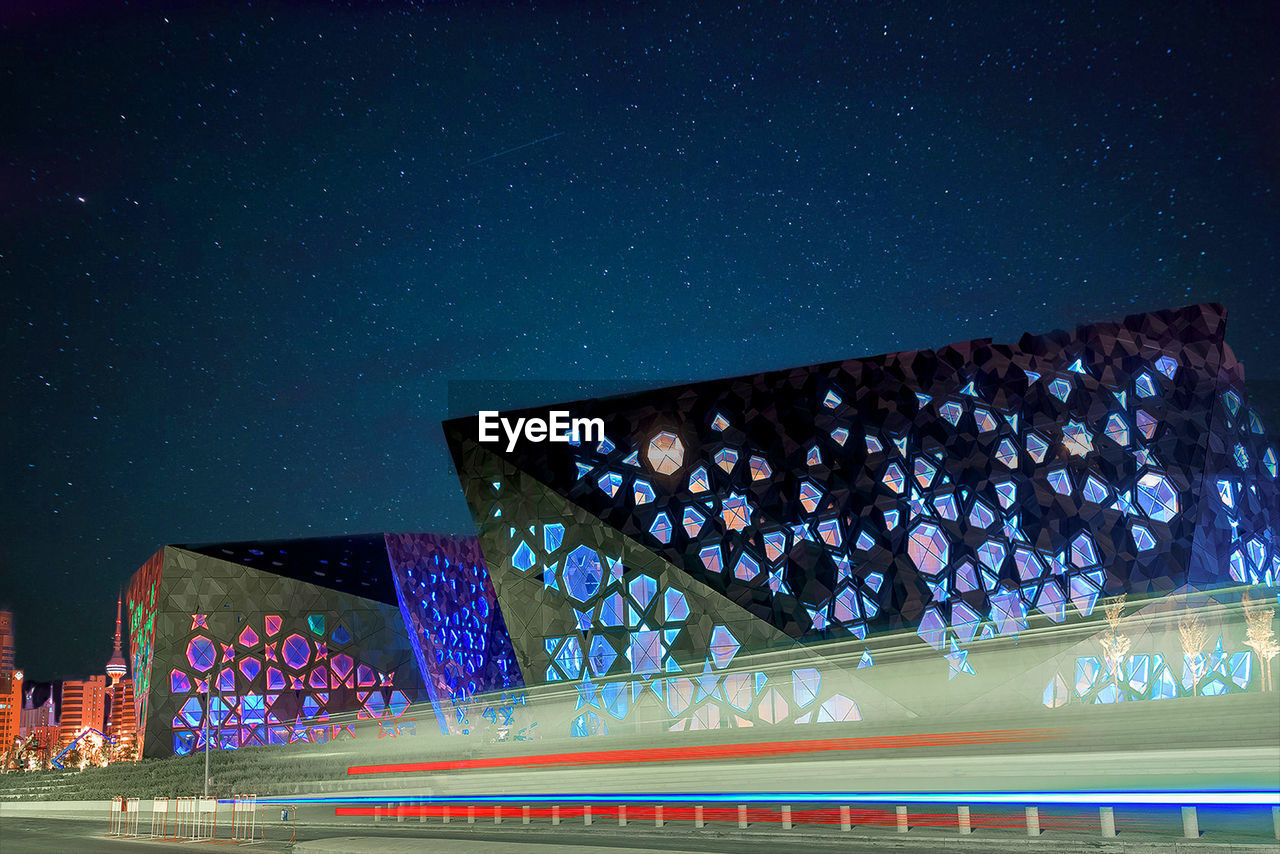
[
  {"left": 125, "top": 534, "right": 521, "bottom": 758},
  {"left": 443, "top": 304, "right": 1280, "bottom": 734}
]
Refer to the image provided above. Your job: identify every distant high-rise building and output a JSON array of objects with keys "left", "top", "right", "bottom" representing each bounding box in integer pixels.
[
  {"left": 19, "top": 688, "right": 58, "bottom": 760},
  {"left": 106, "top": 678, "right": 136, "bottom": 760},
  {"left": 0, "top": 669, "right": 21, "bottom": 749},
  {"left": 0, "top": 610, "right": 14, "bottom": 676},
  {"left": 59, "top": 676, "right": 107, "bottom": 744},
  {"left": 19, "top": 688, "right": 56, "bottom": 734},
  {"left": 0, "top": 612, "right": 20, "bottom": 748}
]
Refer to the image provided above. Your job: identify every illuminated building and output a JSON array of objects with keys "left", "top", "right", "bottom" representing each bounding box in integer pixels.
[
  {"left": 0, "top": 610, "right": 14, "bottom": 675},
  {"left": 125, "top": 533, "right": 520, "bottom": 758},
  {"left": 0, "top": 670, "right": 22, "bottom": 749},
  {"left": 59, "top": 676, "right": 108, "bottom": 745},
  {"left": 0, "top": 612, "right": 21, "bottom": 748},
  {"left": 443, "top": 304, "right": 1280, "bottom": 735},
  {"left": 19, "top": 688, "right": 57, "bottom": 755},
  {"left": 19, "top": 689, "right": 56, "bottom": 735},
  {"left": 18, "top": 688, "right": 59, "bottom": 767}
]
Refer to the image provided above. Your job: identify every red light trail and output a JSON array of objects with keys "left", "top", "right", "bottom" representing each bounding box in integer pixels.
[{"left": 347, "top": 727, "right": 1071, "bottom": 776}]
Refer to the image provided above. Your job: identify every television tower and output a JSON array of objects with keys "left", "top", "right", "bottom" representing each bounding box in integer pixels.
[{"left": 105, "top": 594, "right": 127, "bottom": 685}]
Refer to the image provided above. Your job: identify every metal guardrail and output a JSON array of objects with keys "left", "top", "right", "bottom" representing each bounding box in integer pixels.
[{"left": 355, "top": 799, "right": 1280, "bottom": 841}]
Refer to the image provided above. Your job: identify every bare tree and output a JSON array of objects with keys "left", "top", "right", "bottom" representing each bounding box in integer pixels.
[
  {"left": 1242, "top": 593, "right": 1279, "bottom": 692},
  {"left": 1099, "top": 595, "right": 1131, "bottom": 694},
  {"left": 1178, "top": 607, "right": 1211, "bottom": 688}
]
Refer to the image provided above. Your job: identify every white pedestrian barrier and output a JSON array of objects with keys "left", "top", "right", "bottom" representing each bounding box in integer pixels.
[
  {"left": 106, "top": 796, "right": 124, "bottom": 836},
  {"left": 124, "top": 797, "right": 140, "bottom": 837},
  {"left": 179, "top": 796, "right": 201, "bottom": 840},
  {"left": 177, "top": 795, "right": 215, "bottom": 840},
  {"left": 198, "top": 797, "right": 218, "bottom": 841},
  {"left": 151, "top": 797, "right": 170, "bottom": 839},
  {"left": 231, "top": 794, "right": 259, "bottom": 842}
]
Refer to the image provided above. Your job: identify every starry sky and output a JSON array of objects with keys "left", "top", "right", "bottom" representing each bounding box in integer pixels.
[{"left": 2, "top": 1, "right": 1276, "bottom": 680}]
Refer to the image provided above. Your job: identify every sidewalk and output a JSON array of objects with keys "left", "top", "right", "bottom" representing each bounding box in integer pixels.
[
  {"left": 296, "top": 838, "right": 707, "bottom": 854},
  {"left": 291, "top": 823, "right": 1280, "bottom": 854}
]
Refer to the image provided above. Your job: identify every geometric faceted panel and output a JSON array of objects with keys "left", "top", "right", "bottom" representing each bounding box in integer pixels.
[
  {"left": 385, "top": 532, "right": 523, "bottom": 734},
  {"left": 443, "top": 304, "right": 1280, "bottom": 734},
  {"left": 127, "top": 532, "right": 515, "bottom": 757},
  {"left": 445, "top": 304, "right": 1280, "bottom": 659}
]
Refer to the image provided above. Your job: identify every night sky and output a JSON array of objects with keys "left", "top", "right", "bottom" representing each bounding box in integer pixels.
[{"left": 2, "top": 1, "right": 1276, "bottom": 680}]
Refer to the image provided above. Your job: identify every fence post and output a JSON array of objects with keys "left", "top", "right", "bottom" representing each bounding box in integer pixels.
[
  {"left": 1272, "top": 805, "right": 1279, "bottom": 841},
  {"left": 584, "top": 805, "right": 592, "bottom": 826},
  {"left": 655, "top": 805, "right": 664, "bottom": 828},
  {"left": 957, "top": 805, "right": 970, "bottom": 835},
  {"left": 552, "top": 805, "right": 560, "bottom": 826},
  {"left": 397, "top": 802, "right": 405, "bottom": 823},
  {"left": 896, "top": 805, "right": 908, "bottom": 832},
  {"left": 695, "top": 805, "right": 704, "bottom": 828},
  {"left": 1181, "top": 806, "right": 1199, "bottom": 839},
  {"left": 737, "top": 804, "right": 747, "bottom": 828},
  {"left": 523, "top": 805, "right": 530, "bottom": 825},
  {"left": 1025, "top": 806, "right": 1040, "bottom": 837},
  {"left": 442, "top": 805, "right": 449, "bottom": 824},
  {"left": 374, "top": 803, "right": 382, "bottom": 822},
  {"left": 618, "top": 805, "right": 626, "bottom": 826},
  {"left": 1100, "top": 806, "right": 1115, "bottom": 837},
  {"left": 467, "top": 805, "right": 475, "bottom": 824},
  {"left": 840, "top": 805, "right": 851, "bottom": 831},
  {"left": 494, "top": 805, "right": 502, "bottom": 825},
  {"left": 781, "top": 805, "right": 792, "bottom": 830}
]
